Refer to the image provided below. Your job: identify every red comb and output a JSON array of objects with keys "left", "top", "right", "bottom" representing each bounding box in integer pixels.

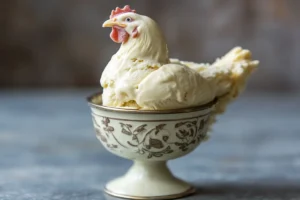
[{"left": 110, "top": 5, "right": 136, "bottom": 19}]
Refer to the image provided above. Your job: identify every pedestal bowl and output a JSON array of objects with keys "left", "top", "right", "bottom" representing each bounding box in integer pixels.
[{"left": 87, "top": 93, "right": 217, "bottom": 199}]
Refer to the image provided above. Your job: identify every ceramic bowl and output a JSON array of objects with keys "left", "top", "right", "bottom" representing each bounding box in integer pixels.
[{"left": 87, "top": 93, "right": 217, "bottom": 199}]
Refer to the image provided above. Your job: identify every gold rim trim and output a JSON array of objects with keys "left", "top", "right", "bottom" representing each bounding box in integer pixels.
[
  {"left": 87, "top": 92, "right": 217, "bottom": 114},
  {"left": 92, "top": 111, "right": 209, "bottom": 122},
  {"left": 104, "top": 186, "right": 196, "bottom": 200}
]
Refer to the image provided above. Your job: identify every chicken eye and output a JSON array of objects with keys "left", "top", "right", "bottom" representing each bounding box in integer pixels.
[{"left": 125, "top": 17, "right": 132, "bottom": 22}]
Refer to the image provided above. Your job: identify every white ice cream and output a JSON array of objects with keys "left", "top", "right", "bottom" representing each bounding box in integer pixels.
[{"left": 100, "top": 11, "right": 259, "bottom": 111}]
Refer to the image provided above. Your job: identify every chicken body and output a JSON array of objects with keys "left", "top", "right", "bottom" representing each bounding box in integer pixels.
[{"left": 101, "top": 9, "right": 259, "bottom": 113}]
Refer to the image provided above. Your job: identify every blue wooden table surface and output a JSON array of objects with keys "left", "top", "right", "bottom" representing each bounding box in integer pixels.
[{"left": 1, "top": 90, "right": 300, "bottom": 200}]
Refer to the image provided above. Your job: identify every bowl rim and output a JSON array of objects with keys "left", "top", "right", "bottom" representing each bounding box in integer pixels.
[{"left": 87, "top": 92, "right": 218, "bottom": 114}]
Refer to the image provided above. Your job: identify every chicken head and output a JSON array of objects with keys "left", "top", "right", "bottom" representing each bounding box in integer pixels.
[{"left": 102, "top": 5, "right": 140, "bottom": 43}]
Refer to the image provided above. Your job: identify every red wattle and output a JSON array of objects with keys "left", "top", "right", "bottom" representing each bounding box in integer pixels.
[
  {"left": 110, "top": 26, "right": 129, "bottom": 43},
  {"left": 110, "top": 27, "right": 119, "bottom": 43}
]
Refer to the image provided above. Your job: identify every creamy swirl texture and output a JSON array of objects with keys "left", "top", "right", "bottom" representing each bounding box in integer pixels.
[{"left": 100, "top": 8, "right": 258, "bottom": 112}]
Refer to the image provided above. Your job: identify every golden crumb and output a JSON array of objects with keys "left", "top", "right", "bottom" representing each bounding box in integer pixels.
[
  {"left": 146, "top": 65, "right": 159, "bottom": 70},
  {"left": 121, "top": 100, "right": 140, "bottom": 108}
]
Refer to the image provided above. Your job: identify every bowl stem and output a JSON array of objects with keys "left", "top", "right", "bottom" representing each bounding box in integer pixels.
[{"left": 105, "top": 160, "right": 194, "bottom": 199}]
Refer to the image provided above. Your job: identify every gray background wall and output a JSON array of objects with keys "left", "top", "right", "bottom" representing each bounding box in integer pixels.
[{"left": 1, "top": 0, "right": 299, "bottom": 92}]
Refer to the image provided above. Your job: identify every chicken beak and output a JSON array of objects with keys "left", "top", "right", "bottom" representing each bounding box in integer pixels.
[{"left": 102, "top": 19, "right": 127, "bottom": 28}]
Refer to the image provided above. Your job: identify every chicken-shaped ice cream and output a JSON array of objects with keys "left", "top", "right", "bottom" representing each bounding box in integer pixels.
[{"left": 101, "top": 5, "right": 259, "bottom": 113}]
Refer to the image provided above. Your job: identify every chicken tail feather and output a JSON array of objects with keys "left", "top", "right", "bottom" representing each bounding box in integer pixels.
[{"left": 206, "top": 47, "right": 259, "bottom": 130}]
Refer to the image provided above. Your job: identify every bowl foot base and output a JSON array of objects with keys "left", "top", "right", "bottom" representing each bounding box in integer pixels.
[
  {"left": 104, "top": 186, "right": 195, "bottom": 200},
  {"left": 105, "top": 161, "right": 195, "bottom": 199}
]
